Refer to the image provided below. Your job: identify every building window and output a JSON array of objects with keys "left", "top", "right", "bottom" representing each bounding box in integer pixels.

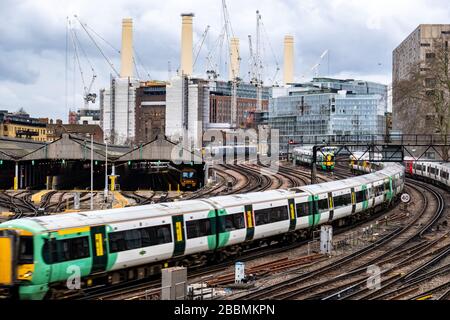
[
  {"left": 420, "top": 43, "right": 431, "bottom": 47},
  {"left": 426, "top": 52, "right": 436, "bottom": 59}
]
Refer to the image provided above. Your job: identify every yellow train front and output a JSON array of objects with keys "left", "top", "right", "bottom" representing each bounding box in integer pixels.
[
  {"left": 319, "top": 152, "right": 335, "bottom": 171},
  {"left": 180, "top": 168, "right": 198, "bottom": 189}
]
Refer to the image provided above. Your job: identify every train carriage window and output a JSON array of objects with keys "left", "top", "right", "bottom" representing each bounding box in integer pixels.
[
  {"left": 318, "top": 198, "right": 329, "bottom": 213},
  {"left": 333, "top": 193, "right": 352, "bottom": 208},
  {"left": 18, "top": 236, "right": 34, "bottom": 264},
  {"left": 441, "top": 171, "right": 449, "bottom": 180},
  {"left": 109, "top": 232, "right": 127, "bottom": 252},
  {"left": 296, "top": 202, "right": 310, "bottom": 218},
  {"left": 124, "top": 230, "right": 141, "bottom": 250},
  {"left": 384, "top": 180, "right": 391, "bottom": 191},
  {"left": 218, "top": 213, "right": 245, "bottom": 233},
  {"left": 254, "top": 206, "right": 289, "bottom": 226},
  {"left": 141, "top": 225, "right": 172, "bottom": 247},
  {"left": 186, "top": 218, "right": 214, "bottom": 239},
  {"left": 43, "top": 237, "right": 90, "bottom": 264},
  {"left": 355, "top": 190, "right": 368, "bottom": 203},
  {"left": 109, "top": 224, "right": 172, "bottom": 253}
]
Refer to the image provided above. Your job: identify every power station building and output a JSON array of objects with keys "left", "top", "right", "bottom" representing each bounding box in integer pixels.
[
  {"left": 100, "top": 18, "right": 140, "bottom": 145},
  {"left": 134, "top": 81, "right": 167, "bottom": 143}
]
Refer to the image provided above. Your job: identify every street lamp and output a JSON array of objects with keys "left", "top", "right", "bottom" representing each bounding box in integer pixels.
[
  {"left": 90, "top": 133, "right": 94, "bottom": 211},
  {"left": 104, "top": 137, "right": 109, "bottom": 201}
]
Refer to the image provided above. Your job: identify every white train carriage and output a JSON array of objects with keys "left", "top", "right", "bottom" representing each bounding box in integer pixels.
[
  {"left": 409, "top": 161, "right": 450, "bottom": 189},
  {"left": 295, "top": 180, "right": 356, "bottom": 223}
]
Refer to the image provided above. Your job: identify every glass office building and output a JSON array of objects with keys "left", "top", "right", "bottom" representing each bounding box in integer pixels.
[{"left": 269, "top": 78, "right": 388, "bottom": 153}]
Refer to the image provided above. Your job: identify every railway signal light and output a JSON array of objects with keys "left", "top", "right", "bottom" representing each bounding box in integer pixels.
[
  {"left": 128, "top": 161, "right": 131, "bottom": 166},
  {"left": 0, "top": 160, "right": 3, "bottom": 165}
]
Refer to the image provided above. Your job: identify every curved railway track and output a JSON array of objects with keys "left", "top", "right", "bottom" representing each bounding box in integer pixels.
[{"left": 235, "top": 178, "right": 447, "bottom": 300}]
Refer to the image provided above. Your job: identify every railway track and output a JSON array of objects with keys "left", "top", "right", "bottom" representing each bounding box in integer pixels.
[{"left": 235, "top": 178, "right": 446, "bottom": 300}]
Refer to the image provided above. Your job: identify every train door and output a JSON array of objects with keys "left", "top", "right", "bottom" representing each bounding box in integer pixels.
[
  {"left": 90, "top": 226, "right": 108, "bottom": 274},
  {"left": 328, "top": 192, "right": 334, "bottom": 222},
  {"left": 288, "top": 199, "right": 296, "bottom": 231},
  {"left": 244, "top": 205, "right": 255, "bottom": 241},
  {"left": 351, "top": 188, "right": 356, "bottom": 214},
  {"left": 0, "top": 230, "right": 18, "bottom": 288},
  {"left": 172, "top": 215, "right": 186, "bottom": 257}
]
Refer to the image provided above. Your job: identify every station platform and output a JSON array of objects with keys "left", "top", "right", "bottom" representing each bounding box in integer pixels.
[
  {"left": 31, "top": 190, "right": 52, "bottom": 204},
  {"left": 112, "top": 191, "right": 129, "bottom": 208}
]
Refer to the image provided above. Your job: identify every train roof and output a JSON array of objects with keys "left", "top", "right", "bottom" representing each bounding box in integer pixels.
[
  {"left": 349, "top": 152, "right": 382, "bottom": 160},
  {"left": 204, "top": 189, "right": 299, "bottom": 207},
  {"left": 295, "top": 179, "right": 358, "bottom": 194},
  {"left": 12, "top": 200, "right": 215, "bottom": 232}
]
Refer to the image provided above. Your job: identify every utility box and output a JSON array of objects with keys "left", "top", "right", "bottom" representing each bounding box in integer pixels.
[
  {"left": 235, "top": 262, "right": 245, "bottom": 283},
  {"left": 320, "top": 225, "right": 333, "bottom": 255},
  {"left": 161, "top": 267, "right": 187, "bottom": 300}
]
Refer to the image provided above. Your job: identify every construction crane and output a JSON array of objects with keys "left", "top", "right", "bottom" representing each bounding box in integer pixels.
[
  {"left": 311, "top": 49, "right": 329, "bottom": 77},
  {"left": 254, "top": 10, "right": 263, "bottom": 111},
  {"left": 67, "top": 18, "right": 97, "bottom": 109},
  {"left": 221, "top": 0, "right": 239, "bottom": 128},
  {"left": 193, "top": 25, "right": 210, "bottom": 70},
  {"left": 74, "top": 15, "right": 120, "bottom": 78}
]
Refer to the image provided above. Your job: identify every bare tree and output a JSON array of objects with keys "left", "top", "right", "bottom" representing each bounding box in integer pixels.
[{"left": 393, "top": 38, "right": 450, "bottom": 160}]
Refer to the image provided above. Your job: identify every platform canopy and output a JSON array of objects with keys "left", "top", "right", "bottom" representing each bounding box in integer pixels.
[
  {"left": 0, "top": 137, "right": 45, "bottom": 160},
  {"left": 20, "top": 134, "right": 131, "bottom": 161},
  {"left": 118, "top": 135, "right": 203, "bottom": 164}
]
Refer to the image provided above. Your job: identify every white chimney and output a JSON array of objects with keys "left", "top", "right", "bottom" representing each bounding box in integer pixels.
[
  {"left": 180, "top": 13, "right": 194, "bottom": 76},
  {"left": 120, "top": 18, "right": 133, "bottom": 78},
  {"left": 283, "top": 35, "right": 294, "bottom": 84}
]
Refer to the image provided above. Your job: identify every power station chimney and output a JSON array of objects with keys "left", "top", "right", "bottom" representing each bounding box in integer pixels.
[
  {"left": 180, "top": 13, "right": 194, "bottom": 76},
  {"left": 229, "top": 37, "right": 240, "bottom": 81},
  {"left": 120, "top": 18, "right": 133, "bottom": 78},
  {"left": 283, "top": 35, "right": 294, "bottom": 84}
]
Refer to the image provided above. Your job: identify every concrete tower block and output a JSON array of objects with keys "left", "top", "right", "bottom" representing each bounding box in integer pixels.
[
  {"left": 229, "top": 37, "right": 240, "bottom": 80},
  {"left": 283, "top": 35, "right": 294, "bottom": 84},
  {"left": 180, "top": 13, "right": 194, "bottom": 76},
  {"left": 121, "top": 18, "right": 133, "bottom": 78}
]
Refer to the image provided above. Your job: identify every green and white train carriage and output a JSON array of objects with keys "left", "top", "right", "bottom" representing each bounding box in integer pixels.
[{"left": 0, "top": 164, "right": 405, "bottom": 300}]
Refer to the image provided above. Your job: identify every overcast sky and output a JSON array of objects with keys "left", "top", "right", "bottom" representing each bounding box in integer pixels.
[{"left": 1, "top": 0, "right": 449, "bottom": 121}]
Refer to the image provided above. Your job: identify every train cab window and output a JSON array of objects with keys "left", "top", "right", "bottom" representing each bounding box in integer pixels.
[
  {"left": 296, "top": 202, "right": 310, "bottom": 218},
  {"left": 318, "top": 198, "right": 329, "bottom": 213},
  {"left": 186, "top": 218, "right": 214, "bottom": 239},
  {"left": 333, "top": 194, "right": 352, "bottom": 208},
  {"left": 182, "top": 171, "right": 194, "bottom": 178},
  {"left": 254, "top": 206, "right": 289, "bottom": 226},
  {"left": 18, "top": 236, "right": 34, "bottom": 264},
  {"left": 43, "top": 237, "right": 90, "bottom": 264},
  {"left": 218, "top": 213, "right": 245, "bottom": 233}
]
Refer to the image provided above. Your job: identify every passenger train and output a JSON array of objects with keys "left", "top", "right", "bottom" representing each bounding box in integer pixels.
[
  {"left": 293, "top": 146, "right": 336, "bottom": 171},
  {"left": 0, "top": 162, "right": 405, "bottom": 299},
  {"left": 404, "top": 158, "right": 450, "bottom": 190}
]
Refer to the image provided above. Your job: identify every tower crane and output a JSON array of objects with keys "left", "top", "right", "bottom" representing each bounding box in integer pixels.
[
  {"left": 67, "top": 18, "right": 97, "bottom": 109},
  {"left": 193, "top": 25, "right": 210, "bottom": 70},
  {"left": 221, "top": 0, "right": 239, "bottom": 128}
]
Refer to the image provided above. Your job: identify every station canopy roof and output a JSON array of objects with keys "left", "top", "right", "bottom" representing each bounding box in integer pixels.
[
  {"left": 0, "top": 134, "right": 203, "bottom": 164},
  {"left": 0, "top": 137, "right": 45, "bottom": 160}
]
